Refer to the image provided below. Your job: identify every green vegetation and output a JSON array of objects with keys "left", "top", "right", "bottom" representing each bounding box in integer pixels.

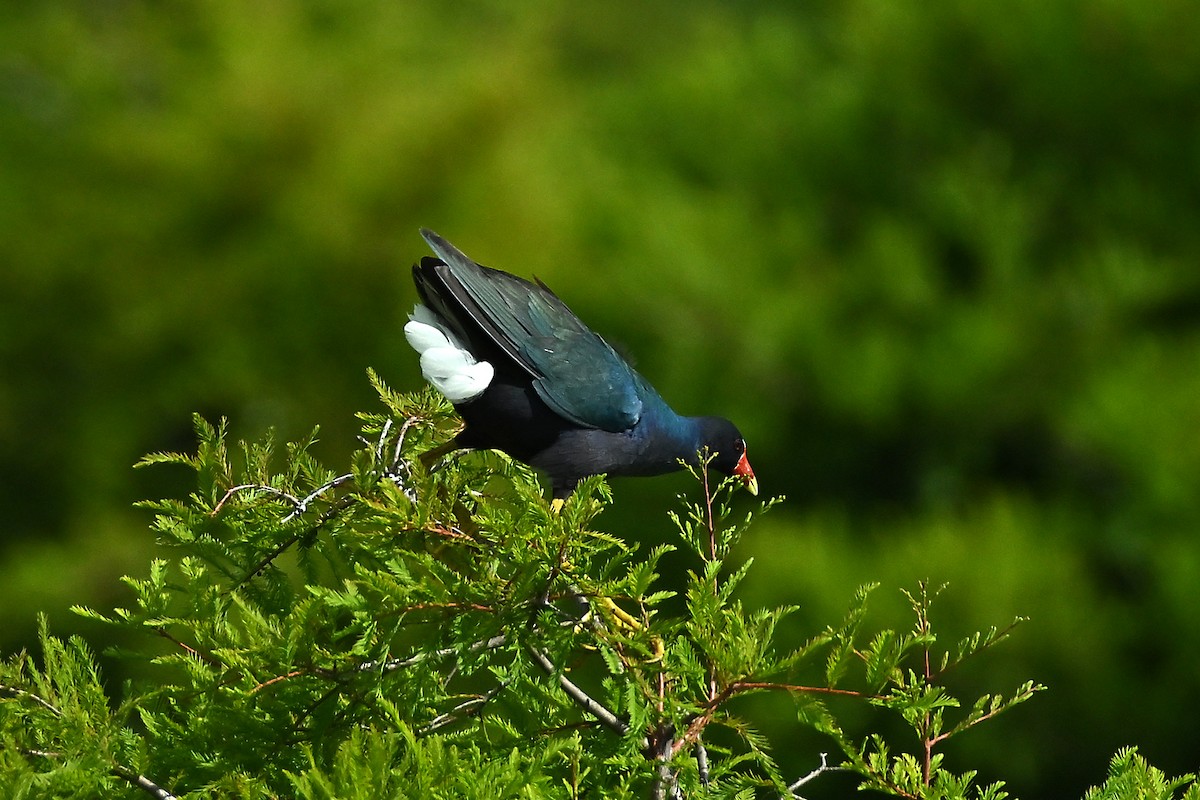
[
  {"left": 3, "top": 2, "right": 1200, "bottom": 797},
  {"left": 7, "top": 384, "right": 1191, "bottom": 798}
]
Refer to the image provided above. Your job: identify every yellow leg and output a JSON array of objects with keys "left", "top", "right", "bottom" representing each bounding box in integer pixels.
[
  {"left": 553, "top": 495, "right": 662, "bottom": 660},
  {"left": 596, "top": 597, "right": 664, "bottom": 662},
  {"left": 599, "top": 596, "right": 642, "bottom": 630}
]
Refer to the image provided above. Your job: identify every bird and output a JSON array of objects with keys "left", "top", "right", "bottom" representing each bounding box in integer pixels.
[{"left": 403, "top": 229, "right": 757, "bottom": 501}]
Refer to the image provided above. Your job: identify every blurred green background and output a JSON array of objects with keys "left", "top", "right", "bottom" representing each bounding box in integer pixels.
[{"left": 3, "top": 1, "right": 1199, "bottom": 796}]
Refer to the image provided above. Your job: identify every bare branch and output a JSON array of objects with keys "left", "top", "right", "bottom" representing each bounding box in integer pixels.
[
  {"left": 650, "top": 724, "right": 681, "bottom": 800},
  {"left": 365, "top": 633, "right": 510, "bottom": 674},
  {"left": 375, "top": 417, "right": 393, "bottom": 464},
  {"left": 526, "top": 645, "right": 638, "bottom": 744},
  {"left": 785, "top": 752, "right": 842, "bottom": 799},
  {"left": 219, "top": 415, "right": 427, "bottom": 587},
  {"left": 20, "top": 747, "right": 62, "bottom": 759},
  {"left": 209, "top": 470, "right": 354, "bottom": 524},
  {"left": 113, "top": 767, "right": 179, "bottom": 800},
  {"left": 1, "top": 683, "right": 62, "bottom": 717},
  {"left": 417, "top": 683, "right": 507, "bottom": 736},
  {"left": 212, "top": 483, "right": 300, "bottom": 516},
  {"left": 281, "top": 473, "right": 354, "bottom": 523},
  {"left": 390, "top": 417, "right": 419, "bottom": 472}
]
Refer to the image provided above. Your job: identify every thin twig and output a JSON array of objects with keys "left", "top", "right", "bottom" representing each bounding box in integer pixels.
[
  {"left": 236, "top": 529, "right": 307, "bottom": 586},
  {"left": 785, "top": 752, "right": 840, "bottom": 799},
  {"left": 212, "top": 483, "right": 301, "bottom": 517},
  {"left": 1, "top": 683, "right": 62, "bottom": 716},
  {"left": 20, "top": 747, "right": 62, "bottom": 759},
  {"left": 916, "top": 580, "right": 934, "bottom": 786},
  {"left": 927, "top": 699, "right": 1022, "bottom": 747},
  {"left": 672, "top": 683, "right": 737, "bottom": 756},
  {"left": 416, "top": 683, "right": 507, "bottom": 736},
  {"left": 156, "top": 628, "right": 223, "bottom": 669},
  {"left": 366, "top": 633, "right": 510, "bottom": 674},
  {"left": 375, "top": 417, "right": 393, "bottom": 464},
  {"left": 366, "top": 415, "right": 420, "bottom": 496},
  {"left": 222, "top": 417, "right": 424, "bottom": 587},
  {"left": 235, "top": 495, "right": 353, "bottom": 588},
  {"left": 249, "top": 669, "right": 309, "bottom": 695},
  {"left": 112, "top": 767, "right": 179, "bottom": 800},
  {"left": 361, "top": 615, "right": 588, "bottom": 675},
  {"left": 700, "top": 460, "right": 716, "bottom": 561},
  {"left": 289, "top": 681, "right": 348, "bottom": 734},
  {"left": 281, "top": 473, "right": 355, "bottom": 523},
  {"left": 390, "top": 417, "right": 419, "bottom": 472},
  {"left": 526, "top": 646, "right": 638, "bottom": 743},
  {"left": 729, "top": 680, "right": 875, "bottom": 699}
]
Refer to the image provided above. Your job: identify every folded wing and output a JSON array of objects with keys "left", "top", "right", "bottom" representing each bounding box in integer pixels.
[{"left": 415, "top": 229, "right": 643, "bottom": 433}]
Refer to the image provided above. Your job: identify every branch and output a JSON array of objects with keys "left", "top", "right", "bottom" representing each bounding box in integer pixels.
[
  {"left": 366, "top": 415, "right": 426, "bottom": 500},
  {"left": 700, "top": 458, "right": 716, "bottom": 561},
  {"left": 373, "top": 417, "right": 394, "bottom": 466},
  {"left": 113, "top": 767, "right": 179, "bottom": 800},
  {"left": 650, "top": 723, "right": 681, "bottom": 800},
  {"left": 672, "top": 683, "right": 738, "bottom": 756},
  {"left": 20, "top": 747, "right": 62, "bottom": 759},
  {"left": 365, "top": 615, "right": 584, "bottom": 675},
  {"left": 386, "top": 416, "right": 419, "bottom": 473},
  {"left": 526, "top": 645, "right": 640, "bottom": 744},
  {"left": 732, "top": 680, "right": 876, "bottom": 699},
  {"left": 365, "top": 633, "right": 510, "bottom": 674},
  {"left": 214, "top": 413, "right": 421, "bottom": 522},
  {"left": 211, "top": 483, "right": 301, "bottom": 517},
  {"left": 156, "top": 627, "right": 223, "bottom": 669},
  {"left": 218, "top": 416, "right": 423, "bottom": 586},
  {"left": 280, "top": 473, "right": 355, "bottom": 523},
  {"left": 211, "top": 467, "right": 360, "bottom": 527},
  {"left": 0, "top": 683, "right": 62, "bottom": 716},
  {"left": 416, "top": 683, "right": 507, "bottom": 736},
  {"left": 784, "top": 752, "right": 841, "bottom": 799},
  {"left": 928, "top": 686, "right": 1039, "bottom": 748}
]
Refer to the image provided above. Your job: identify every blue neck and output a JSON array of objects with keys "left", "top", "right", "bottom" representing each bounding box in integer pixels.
[{"left": 634, "top": 380, "right": 707, "bottom": 467}]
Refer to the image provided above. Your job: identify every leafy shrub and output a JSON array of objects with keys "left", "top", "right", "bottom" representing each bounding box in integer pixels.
[{"left": 1, "top": 382, "right": 1194, "bottom": 799}]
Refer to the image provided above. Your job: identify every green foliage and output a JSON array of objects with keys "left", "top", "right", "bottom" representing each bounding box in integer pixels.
[
  {"left": 2, "top": 383, "right": 1182, "bottom": 798},
  {"left": 0, "top": 618, "right": 135, "bottom": 799},
  {"left": 5, "top": 3, "right": 1200, "bottom": 797},
  {"left": 1083, "top": 748, "right": 1200, "bottom": 800}
]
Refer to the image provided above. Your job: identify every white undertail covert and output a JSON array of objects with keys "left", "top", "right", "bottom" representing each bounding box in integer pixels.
[{"left": 403, "top": 305, "right": 494, "bottom": 403}]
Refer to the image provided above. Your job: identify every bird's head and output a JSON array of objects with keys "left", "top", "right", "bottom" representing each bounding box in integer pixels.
[{"left": 698, "top": 417, "right": 758, "bottom": 496}]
